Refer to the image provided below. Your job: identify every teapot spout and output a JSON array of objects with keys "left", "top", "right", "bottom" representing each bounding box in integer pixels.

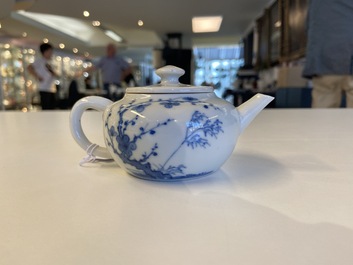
[{"left": 236, "top": 93, "right": 274, "bottom": 132}]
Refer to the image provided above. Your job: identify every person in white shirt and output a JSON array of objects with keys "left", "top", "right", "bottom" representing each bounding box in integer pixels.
[{"left": 28, "top": 43, "right": 58, "bottom": 110}]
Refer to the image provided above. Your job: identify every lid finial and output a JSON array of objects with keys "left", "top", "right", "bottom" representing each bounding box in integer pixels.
[{"left": 155, "top": 65, "right": 185, "bottom": 86}]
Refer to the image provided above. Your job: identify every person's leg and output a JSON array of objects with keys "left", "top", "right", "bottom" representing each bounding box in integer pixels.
[
  {"left": 312, "top": 75, "right": 343, "bottom": 108},
  {"left": 114, "top": 83, "right": 125, "bottom": 101},
  {"left": 103, "top": 83, "right": 111, "bottom": 99},
  {"left": 40, "top": 92, "right": 56, "bottom": 110},
  {"left": 343, "top": 76, "right": 353, "bottom": 108},
  {"left": 49, "top": 92, "right": 56, "bottom": 109},
  {"left": 40, "top": 91, "right": 50, "bottom": 110}
]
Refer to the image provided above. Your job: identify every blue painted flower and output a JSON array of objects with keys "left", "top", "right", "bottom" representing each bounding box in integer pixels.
[
  {"left": 182, "top": 97, "right": 197, "bottom": 101},
  {"left": 109, "top": 126, "right": 117, "bottom": 137},
  {"left": 132, "top": 103, "right": 151, "bottom": 112},
  {"left": 160, "top": 101, "right": 180, "bottom": 108},
  {"left": 132, "top": 105, "right": 145, "bottom": 112},
  {"left": 117, "top": 134, "right": 137, "bottom": 158}
]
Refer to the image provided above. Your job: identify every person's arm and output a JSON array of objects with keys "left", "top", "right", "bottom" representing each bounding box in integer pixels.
[
  {"left": 78, "top": 60, "right": 99, "bottom": 78},
  {"left": 45, "top": 64, "right": 60, "bottom": 78},
  {"left": 74, "top": 64, "right": 96, "bottom": 79},
  {"left": 84, "top": 65, "right": 97, "bottom": 74},
  {"left": 27, "top": 64, "right": 43, "bottom": 82},
  {"left": 120, "top": 59, "right": 132, "bottom": 82}
]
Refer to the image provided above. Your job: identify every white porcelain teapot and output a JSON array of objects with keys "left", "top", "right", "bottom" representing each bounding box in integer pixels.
[{"left": 70, "top": 65, "right": 273, "bottom": 181}]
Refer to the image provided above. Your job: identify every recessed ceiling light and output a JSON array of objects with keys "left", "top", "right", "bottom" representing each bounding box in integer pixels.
[
  {"left": 192, "top": 16, "right": 223, "bottom": 33},
  {"left": 92, "top": 20, "right": 100, "bottom": 27},
  {"left": 83, "top": 11, "right": 90, "bottom": 17},
  {"left": 59, "top": 43, "right": 65, "bottom": 49},
  {"left": 84, "top": 52, "right": 90, "bottom": 57},
  {"left": 43, "top": 38, "right": 49, "bottom": 43},
  {"left": 22, "top": 32, "right": 27, "bottom": 37},
  {"left": 138, "top": 20, "right": 143, "bottom": 26},
  {"left": 73, "top": 48, "right": 78, "bottom": 53}
]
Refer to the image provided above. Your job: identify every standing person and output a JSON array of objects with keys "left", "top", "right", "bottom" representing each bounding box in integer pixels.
[
  {"left": 90, "top": 43, "right": 131, "bottom": 100},
  {"left": 28, "top": 43, "right": 58, "bottom": 110},
  {"left": 303, "top": 0, "right": 353, "bottom": 108}
]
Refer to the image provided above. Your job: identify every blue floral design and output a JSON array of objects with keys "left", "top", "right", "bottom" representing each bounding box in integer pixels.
[
  {"left": 118, "top": 134, "right": 137, "bottom": 158},
  {"left": 160, "top": 100, "right": 180, "bottom": 108},
  {"left": 105, "top": 97, "right": 223, "bottom": 180}
]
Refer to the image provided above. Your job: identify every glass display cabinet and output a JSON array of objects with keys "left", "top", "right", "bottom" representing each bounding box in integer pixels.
[
  {"left": 0, "top": 44, "right": 92, "bottom": 111},
  {"left": 0, "top": 44, "right": 36, "bottom": 110},
  {"left": 193, "top": 46, "right": 244, "bottom": 98}
]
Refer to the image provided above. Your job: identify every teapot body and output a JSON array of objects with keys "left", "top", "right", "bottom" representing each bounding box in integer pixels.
[{"left": 103, "top": 92, "right": 240, "bottom": 181}]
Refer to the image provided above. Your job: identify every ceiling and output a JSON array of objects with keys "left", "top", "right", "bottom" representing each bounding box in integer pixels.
[{"left": 0, "top": 0, "right": 271, "bottom": 58}]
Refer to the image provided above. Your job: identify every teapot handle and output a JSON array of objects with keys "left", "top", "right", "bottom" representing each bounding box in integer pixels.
[{"left": 69, "top": 96, "right": 113, "bottom": 159}]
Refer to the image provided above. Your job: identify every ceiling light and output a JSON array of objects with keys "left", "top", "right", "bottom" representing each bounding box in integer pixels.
[
  {"left": 4, "top": 44, "right": 10, "bottom": 49},
  {"left": 192, "top": 16, "right": 223, "bottom": 33},
  {"left": 83, "top": 11, "right": 90, "bottom": 17},
  {"left": 14, "top": 11, "right": 96, "bottom": 44},
  {"left": 84, "top": 52, "right": 90, "bottom": 57},
  {"left": 43, "top": 38, "right": 49, "bottom": 43},
  {"left": 0, "top": 23, "right": 2, "bottom": 29},
  {"left": 59, "top": 43, "right": 65, "bottom": 49},
  {"left": 104, "top": 30, "right": 122, "bottom": 42},
  {"left": 138, "top": 20, "right": 144, "bottom": 26},
  {"left": 73, "top": 48, "right": 78, "bottom": 53},
  {"left": 22, "top": 32, "right": 27, "bottom": 37},
  {"left": 92, "top": 20, "right": 100, "bottom": 27}
]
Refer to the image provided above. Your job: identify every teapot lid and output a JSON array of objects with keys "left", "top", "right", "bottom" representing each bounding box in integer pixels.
[{"left": 126, "top": 65, "right": 213, "bottom": 94}]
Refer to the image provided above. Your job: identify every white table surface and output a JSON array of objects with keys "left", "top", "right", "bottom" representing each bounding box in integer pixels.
[{"left": 1, "top": 109, "right": 353, "bottom": 265}]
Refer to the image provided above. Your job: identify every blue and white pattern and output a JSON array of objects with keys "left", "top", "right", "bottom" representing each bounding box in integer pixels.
[{"left": 105, "top": 97, "right": 224, "bottom": 180}]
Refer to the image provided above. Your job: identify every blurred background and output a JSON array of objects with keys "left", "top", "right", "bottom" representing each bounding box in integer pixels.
[{"left": 0, "top": 0, "right": 310, "bottom": 111}]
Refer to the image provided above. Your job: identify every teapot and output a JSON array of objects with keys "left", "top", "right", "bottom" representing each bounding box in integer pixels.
[{"left": 70, "top": 65, "right": 273, "bottom": 181}]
